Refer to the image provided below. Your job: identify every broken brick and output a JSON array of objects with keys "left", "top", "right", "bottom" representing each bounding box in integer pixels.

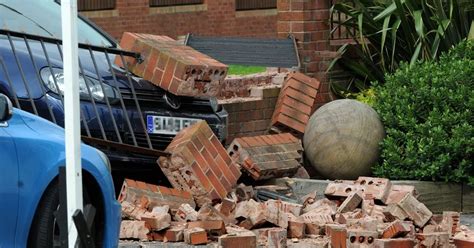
[
  {"left": 218, "top": 231, "right": 257, "bottom": 248},
  {"left": 158, "top": 121, "right": 241, "bottom": 206},
  {"left": 219, "top": 198, "right": 237, "bottom": 217},
  {"left": 373, "top": 238, "right": 415, "bottom": 248},
  {"left": 346, "top": 216, "right": 380, "bottom": 232},
  {"left": 140, "top": 211, "right": 171, "bottom": 231},
  {"left": 440, "top": 211, "right": 460, "bottom": 237},
  {"left": 383, "top": 204, "right": 408, "bottom": 222},
  {"left": 325, "top": 180, "right": 361, "bottom": 199},
  {"left": 397, "top": 193, "right": 432, "bottom": 227},
  {"left": 120, "top": 220, "right": 149, "bottom": 241},
  {"left": 117, "top": 32, "right": 228, "bottom": 97},
  {"left": 118, "top": 179, "right": 195, "bottom": 212},
  {"left": 163, "top": 222, "right": 187, "bottom": 242},
  {"left": 187, "top": 220, "right": 226, "bottom": 237},
  {"left": 287, "top": 215, "right": 305, "bottom": 239},
  {"left": 337, "top": 191, "right": 363, "bottom": 213},
  {"left": 453, "top": 229, "right": 474, "bottom": 248},
  {"left": 299, "top": 211, "right": 333, "bottom": 235},
  {"left": 121, "top": 201, "right": 148, "bottom": 220},
  {"left": 381, "top": 220, "right": 411, "bottom": 238},
  {"left": 325, "top": 224, "right": 347, "bottom": 248},
  {"left": 385, "top": 185, "right": 416, "bottom": 205},
  {"left": 227, "top": 133, "right": 303, "bottom": 181},
  {"left": 303, "top": 198, "right": 337, "bottom": 215},
  {"left": 253, "top": 228, "right": 287, "bottom": 248},
  {"left": 270, "top": 72, "right": 320, "bottom": 137},
  {"left": 184, "top": 227, "right": 208, "bottom": 245},
  {"left": 354, "top": 177, "right": 392, "bottom": 203},
  {"left": 174, "top": 203, "right": 198, "bottom": 222},
  {"left": 346, "top": 229, "right": 378, "bottom": 247},
  {"left": 416, "top": 232, "right": 450, "bottom": 247}
]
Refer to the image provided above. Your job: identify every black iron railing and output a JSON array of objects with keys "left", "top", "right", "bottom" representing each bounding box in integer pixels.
[
  {"left": 150, "top": 0, "right": 204, "bottom": 7},
  {"left": 0, "top": 29, "right": 169, "bottom": 157},
  {"left": 236, "top": 0, "right": 276, "bottom": 10}
]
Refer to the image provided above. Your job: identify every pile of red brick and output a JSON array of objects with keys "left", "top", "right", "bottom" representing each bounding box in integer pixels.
[{"left": 119, "top": 174, "right": 473, "bottom": 247}]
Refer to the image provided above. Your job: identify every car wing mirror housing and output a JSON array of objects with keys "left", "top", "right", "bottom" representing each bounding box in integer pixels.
[{"left": 0, "top": 94, "right": 13, "bottom": 122}]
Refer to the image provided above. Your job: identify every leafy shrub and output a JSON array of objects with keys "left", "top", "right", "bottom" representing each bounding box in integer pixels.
[
  {"left": 329, "top": 0, "right": 474, "bottom": 96},
  {"left": 372, "top": 40, "right": 474, "bottom": 184}
]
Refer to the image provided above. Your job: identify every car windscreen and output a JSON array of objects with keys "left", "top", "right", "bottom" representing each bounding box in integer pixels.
[{"left": 0, "top": 0, "right": 113, "bottom": 47}]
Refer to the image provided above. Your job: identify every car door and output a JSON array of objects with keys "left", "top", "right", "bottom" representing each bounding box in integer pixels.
[{"left": 0, "top": 123, "right": 19, "bottom": 245}]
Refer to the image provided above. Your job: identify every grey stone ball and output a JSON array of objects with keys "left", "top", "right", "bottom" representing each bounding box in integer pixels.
[{"left": 303, "top": 99, "right": 384, "bottom": 180}]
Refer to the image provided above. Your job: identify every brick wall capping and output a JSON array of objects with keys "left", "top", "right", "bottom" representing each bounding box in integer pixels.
[
  {"left": 271, "top": 178, "right": 474, "bottom": 213},
  {"left": 235, "top": 8, "right": 278, "bottom": 18},
  {"left": 80, "top": 9, "right": 119, "bottom": 18}
]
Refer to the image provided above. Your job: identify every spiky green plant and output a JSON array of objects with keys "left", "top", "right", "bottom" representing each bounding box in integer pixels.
[{"left": 328, "top": 0, "right": 474, "bottom": 95}]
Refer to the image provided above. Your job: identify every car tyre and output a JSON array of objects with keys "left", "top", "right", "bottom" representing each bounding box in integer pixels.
[{"left": 28, "top": 181, "right": 96, "bottom": 248}]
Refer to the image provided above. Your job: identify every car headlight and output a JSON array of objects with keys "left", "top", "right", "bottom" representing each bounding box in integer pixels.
[
  {"left": 97, "top": 150, "right": 112, "bottom": 173},
  {"left": 40, "top": 67, "right": 118, "bottom": 102}
]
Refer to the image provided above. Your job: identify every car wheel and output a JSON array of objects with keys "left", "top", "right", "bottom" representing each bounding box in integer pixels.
[{"left": 28, "top": 181, "right": 97, "bottom": 248}]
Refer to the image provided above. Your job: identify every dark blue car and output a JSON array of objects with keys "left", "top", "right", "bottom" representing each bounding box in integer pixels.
[
  {"left": 0, "top": 0, "right": 228, "bottom": 169},
  {"left": 0, "top": 93, "right": 120, "bottom": 247}
]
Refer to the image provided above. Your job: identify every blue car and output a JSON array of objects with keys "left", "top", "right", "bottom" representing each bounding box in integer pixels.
[
  {"left": 0, "top": 0, "right": 228, "bottom": 169},
  {"left": 0, "top": 93, "right": 120, "bottom": 247}
]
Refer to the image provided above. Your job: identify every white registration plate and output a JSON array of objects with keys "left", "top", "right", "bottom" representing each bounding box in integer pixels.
[{"left": 146, "top": 115, "right": 201, "bottom": 135}]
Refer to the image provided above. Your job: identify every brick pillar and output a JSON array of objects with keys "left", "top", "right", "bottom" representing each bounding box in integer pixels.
[{"left": 277, "top": 0, "right": 336, "bottom": 109}]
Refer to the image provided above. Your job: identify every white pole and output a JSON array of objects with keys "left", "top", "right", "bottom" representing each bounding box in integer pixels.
[{"left": 61, "top": 0, "right": 83, "bottom": 246}]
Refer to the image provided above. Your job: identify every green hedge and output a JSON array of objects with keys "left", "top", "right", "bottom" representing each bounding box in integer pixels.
[{"left": 373, "top": 40, "right": 474, "bottom": 185}]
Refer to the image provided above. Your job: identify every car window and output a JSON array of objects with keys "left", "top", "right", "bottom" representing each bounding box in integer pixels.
[{"left": 0, "top": 0, "right": 113, "bottom": 47}]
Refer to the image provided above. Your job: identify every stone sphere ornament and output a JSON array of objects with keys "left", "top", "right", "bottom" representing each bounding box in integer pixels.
[{"left": 303, "top": 99, "right": 384, "bottom": 180}]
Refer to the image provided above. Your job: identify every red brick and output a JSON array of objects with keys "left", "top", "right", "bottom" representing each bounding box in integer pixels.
[
  {"left": 355, "top": 177, "right": 392, "bottom": 203},
  {"left": 218, "top": 231, "right": 257, "bottom": 248},
  {"left": 158, "top": 121, "right": 240, "bottom": 207},
  {"left": 187, "top": 220, "right": 226, "bottom": 237},
  {"left": 270, "top": 72, "right": 320, "bottom": 137},
  {"left": 118, "top": 179, "right": 195, "bottom": 212},
  {"left": 346, "top": 229, "right": 378, "bottom": 247},
  {"left": 227, "top": 133, "right": 303, "bottom": 181},
  {"left": 120, "top": 220, "right": 149, "bottom": 241},
  {"left": 116, "top": 32, "right": 227, "bottom": 97},
  {"left": 174, "top": 203, "right": 198, "bottom": 222},
  {"left": 453, "top": 229, "right": 474, "bottom": 248},
  {"left": 184, "top": 227, "right": 208, "bottom": 245},
  {"left": 252, "top": 228, "right": 287, "bottom": 248},
  {"left": 382, "top": 220, "right": 411, "bottom": 238},
  {"left": 416, "top": 232, "right": 450, "bottom": 247},
  {"left": 326, "top": 224, "right": 347, "bottom": 248},
  {"left": 163, "top": 222, "right": 187, "bottom": 242},
  {"left": 337, "top": 191, "right": 363, "bottom": 213},
  {"left": 373, "top": 238, "right": 415, "bottom": 248}
]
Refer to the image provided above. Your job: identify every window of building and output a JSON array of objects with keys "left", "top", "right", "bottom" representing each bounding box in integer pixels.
[
  {"left": 235, "top": 0, "right": 276, "bottom": 11},
  {"left": 78, "top": 0, "right": 116, "bottom": 11},
  {"left": 150, "top": 0, "right": 204, "bottom": 7}
]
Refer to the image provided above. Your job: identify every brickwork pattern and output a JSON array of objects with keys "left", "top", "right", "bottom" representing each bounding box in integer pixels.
[
  {"left": 117, "top": 32, "right": 228, "bottom": 97},
  {"left": 158, "top": 121, "right": 241, "bottom": 206},
  {"left": 82, "top": 0, "right": 277, "bottom": 40},
  {"left": 219, "top": 86, "right": 281, "bottom": 143},
  {"left": 270, "top": 72, "right": 320, "bottom": 136},
  {"left": 227, "top": 133, "right": 303, "bottom": 180}
]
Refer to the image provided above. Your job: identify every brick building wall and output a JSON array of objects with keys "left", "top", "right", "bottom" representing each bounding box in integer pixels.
[
  {"left": 276, "top": 0, "right": 337, "bottom": 109},
  {"left": 81, "top": 0, "right": 277, "bottom": 40}
]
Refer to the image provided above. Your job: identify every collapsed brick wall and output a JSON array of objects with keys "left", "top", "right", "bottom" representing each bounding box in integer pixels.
[
  {"left": 81, "top": 0, "right": 277, "bottom": 40},
  {"left": 218, "top": 86, "right": 281, "bottom": 144}
]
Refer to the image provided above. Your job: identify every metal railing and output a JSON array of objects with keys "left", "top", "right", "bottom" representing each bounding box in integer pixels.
[
  {"left": 330, "top": 0, "right": 355, "bottom": 40},
  {"left": 0, "top": 29, "right": 169, "bottom": 157},
  {"left": 78, "top": 0, "right": 116, "bottom": 11},
  {"left": 150, "top": 0, "right": 204, "bottom": 7},
  {"left": 235, "top": 0, "right": 276, "bottom": 10}
]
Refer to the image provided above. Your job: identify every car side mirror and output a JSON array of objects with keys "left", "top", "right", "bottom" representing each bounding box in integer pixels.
[{"left": 0, "top": 94, "right": 13, "bottom": 122}]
